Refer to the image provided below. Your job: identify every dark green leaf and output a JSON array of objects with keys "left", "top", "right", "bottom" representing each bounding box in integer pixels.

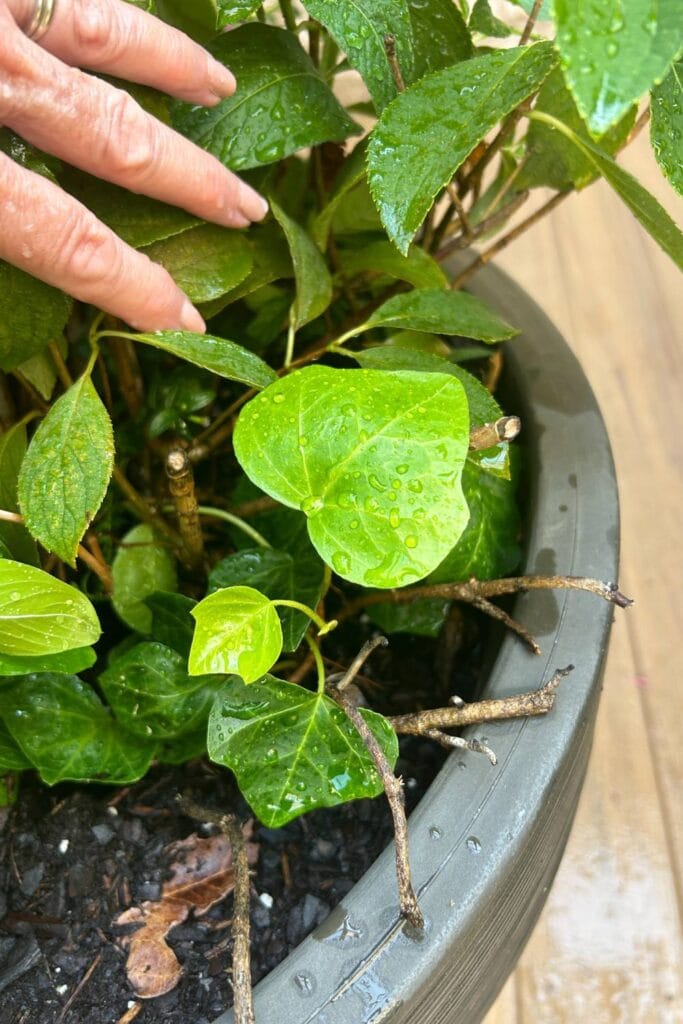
[
  {"left": 651, "top": 59, "right": 683, "bottom": 196},
  {"left": 530, "top": 111, "right": 683, "bottom": 269},
  {"left": 363, "top": 289, "right": 518, "bottom": 342},
  {"left": 554, "top": 0, "right": 682, "bottom": 136},
  {"left": 520, "top": 68, "right": 637, "bottom": 190},
  {"left": 270, "top": 200, "right": 333, "bottom": 330},
  {"left": 0, "top": 128, "right": 60, "bottom": 180},
  {"left": 470, "top": 0, "right": 513, "bottom": 37},
  {"left": 217, "top": 0, "right": 263, "bottom": 26},
  {"left": 153, "top": 0, "right": 217, "bottom": 39},
  {"left": 0, "top": 675, "right": 156, "bottom": 784},
  {"left": 157, "top": 729, "right": 207, "bottom": 764},
  {"left": 0, "top": 560, "right": 101, "bottom": 656},
  {"left": 144, "top": 591, "right": 197, "bottom": 657},
  {"left": 0, "top": 646, "right": 96, "bottom": 678},
  {"left": 207, "top": 674, "right": 398, "bottom": 826},
  {"left": 367, "top": 597, "right": 450, "bottom": 637},
  {"left": 0, "top": 422, "right": 39, "bottom": 565},
  {"left": 173, "top": 25, "right": 359, "bottom": 170},
  {"left": 18, "top": 374, "right": 114, "bottom": 564},
  {"left": 59, "top": 167, "right": 199, "bottom": 248},
  {"left": 100, "top": 641, "right": 222, "bottom": 738},
  {"left": 142, "top": 225, "right": 253, "bottom": 303},
  {"left": 200, "top": 222, "right": 293, "bottom": 318},
  {"left": 367, "top": 42, "right": 557, "bottom": 252},
  {"left": 190, "top": 586, "right": 283, "bottom": 681},
  {"left": 112, "top": 524, "right": 178, "bottom": 634},
  {"left": 407, "top": 0, "right": 472, "bottom": 80},
  {"left": 338, "top": 241, "right": 448, "bottom": 290},
  {"left": 122, "top": 330, "right": 277, "bottom": 389},
  {"left": 234, "top": 366, "right": 470, "bottom": 587},
  {"left": 15, "top": 346, "right": 59, "bottom": 401},
  {"left": 311, "top": 141, "right": 369, "bottom": 250},
  {"left": 0, "top": 720, "right": 32, "bottom": 771},
  {"left": 302, "top": 0, "right": 415, "bottom": 111},
  {"left": 0, "top": 264, "right": 72, "bottom": 371},
  {"left": 208, "top": 547, "right": 326, "bottom": 652}
]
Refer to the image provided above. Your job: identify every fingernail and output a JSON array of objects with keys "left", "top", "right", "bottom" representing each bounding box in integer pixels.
[
  {"left": 209, "top": 60, "right": 237, "bottom": 98},
  {"left": 179, "top": 299, "right": 206, "bottom": 334},
  {"left": 239, "top": 181, "right": 269, "bottom": 222}
]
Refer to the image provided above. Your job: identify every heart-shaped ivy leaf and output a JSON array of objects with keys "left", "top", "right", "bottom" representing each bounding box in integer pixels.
[
  {"left": 112, "top": 525, "right": 178, "bottom": 634},
  {"left": 0, "top": 720, "right": 32, "bottom": 772},
  {"left": 234, "top": 366, "right": 470, "bottom": 587},
  {"left": 189, "top": 586, "right": 283, "bottom": 681},
  {"left": 144, "top": 592, "right": 197, "bottom": 658},
  {"left": 207, "top": 675, "right": 398, "bottom": 827}
]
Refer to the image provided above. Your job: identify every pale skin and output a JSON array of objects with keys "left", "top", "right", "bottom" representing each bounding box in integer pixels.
[{"left": 0, "top": 0, "right": 269, "bottom": 333}]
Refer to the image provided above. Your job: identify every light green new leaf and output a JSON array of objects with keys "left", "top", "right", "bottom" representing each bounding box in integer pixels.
[
  {"left": 208, "top": 547, "right": 326, "bottom": 652},
  {"left": 530, "top": 111, "right": 683, "bottom": 269},
  {"left": 100, "top": 641, "right": 223, "bottom": 739},
  {"left": 0, "top": 263, "right": 72, "bottom": 371},
  {"left": 0, "top": 560, "right": 100, "bottom": 656},
  {"left": 173, "top": 25, "right": 359, "bottom": 170},
  {"left": 112, "top": 524, "right": 178, "bottom": 634},
  {"left": 651, "top": 59, "right": 683, "bottom": 196},
  {"left": 0, "top": 422, "right": 38, "bottom": 565},
  {"left": 234, "top": 366, "right": 470, "bottom": 587},
  {"left": 122, "top": 330, "right": 277, "bottom": 388},
  {"left": 407, "top": 0, "right": 472, "bottom": 80},
  {"left": 362, "top": 289, "right": 518, "bottom": 342},
  {"left": 302, "top": 0, "right": 415, "bottom": 111},
  {"left": 189, "top": 585, "right": 283, "bottom": 681},
  {"left": 0, "top": 720, "right": 32, "bottom": 772},
  {"left": 0, "top": 646, "right": 96, "bottom": 678},
  {"left": 18, "top": 375, "right": 114, "bottom": 564},
  {"left": 338, "top": 241, "right": 448, "bottom": 290},
  {"left": 368, "top": 42, "right": 557, "bottom": 252},
  {"left": 207, "top": 675, "right": 398, "bottom": 827},
  {"left": 0, "top": 674, "right": 156, "bottom": 785},
  {"left": 554, "top": 0, "right": 682, "bottom": 137},
  {"left": 142, "top": 225, "right": 253, "bottom": 303},
  {"left": 270, "top": 200, "right": 333, "bottom": 330}
]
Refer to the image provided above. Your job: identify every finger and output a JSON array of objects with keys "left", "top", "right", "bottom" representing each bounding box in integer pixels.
[
  {"left": 7, "top": 0, "right": 236, "bottom": 105},
  {"left": 0, "top": 25, "right": 268, "bottom": 226},
  {"left": 0, "top": 151, "right": 206, "bottom": 333}
]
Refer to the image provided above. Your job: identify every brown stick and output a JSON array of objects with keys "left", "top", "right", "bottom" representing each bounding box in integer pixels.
[
  {"left": 384, "top": 34, "right": 406, "bottom": 92},
  {"left": 0, "top": 509, "right": 113, "bottom": 591},
  {"left": 112, "top": 339, "right": 144, "bottom": 419},
  {"left": 49, "top": 340, "right": 73, "bottom": 390},
  {"left": 469, "top": 416, "right": 521, "bottom": 451},
  {"left": 112, "top": 466, "right": 181, "bottom": 547},
  {"left": 165, "top": 448, "right": 205, "bottom": 570},
  {"left": 437, "top": 190, "right": 530, "bottom": 259},
  {"left": 519, "top": 0, "right": 543, "bottom": 45},
  {"left": 445, "top": 182, "right": 473, "bottom": 243}
]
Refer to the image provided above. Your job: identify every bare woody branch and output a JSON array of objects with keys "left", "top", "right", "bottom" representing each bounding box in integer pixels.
[
  {"left": 469, "top": 416, "right": 521, "bottom": 451},
  {"left": 165, "top": 448, "right": 205, "bottom": 571},
  {"left": 384, "top": 34, "right": 406, "bottom": 92}
]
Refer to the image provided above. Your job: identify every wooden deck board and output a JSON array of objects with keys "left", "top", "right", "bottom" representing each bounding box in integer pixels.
[{"left": 484, "top": 134, "right": 683, "bottom": 1022}]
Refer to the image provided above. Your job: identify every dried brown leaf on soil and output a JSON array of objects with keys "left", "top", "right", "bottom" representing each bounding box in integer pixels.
[{"left": 116, "top": 826, "right": 259, "bottom": 999}]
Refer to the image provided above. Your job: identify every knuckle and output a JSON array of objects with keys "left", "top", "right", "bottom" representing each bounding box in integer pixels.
[
  {"left": 100, "top": 89, "right": 159, "bottom": 180},
  {"left": 0, "top": 32, "right": 34, "bottom": 119},
  {"left": 56, "top": 209, "right": 118, "bottom": 287},
  {"left": 72, "top": 0, "right": 128, "bottom": 66}
]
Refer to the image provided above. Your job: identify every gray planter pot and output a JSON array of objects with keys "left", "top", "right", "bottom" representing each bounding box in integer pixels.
[{"left": 215, "top": 262, "right": 619, "bottom": 1024}]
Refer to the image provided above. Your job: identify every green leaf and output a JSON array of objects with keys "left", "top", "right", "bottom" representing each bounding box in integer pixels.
[
  {"left": 0, "top": 264, "right": 72, "bottom": 371},
  {"left": 59, "top": 167, "right": 199, "bottom": 248},
  {"left": 208, "top": 547, "right": 326, "bottom": 652},
  {"left": 0, "top": 422, "right": 39, "bottom": 565},
  {"left": 367, "top": 42, "right": 557, "bottom": 252},
  {"left": 0, "top": 560, "right": 101, "bottom": 656},
  {"left": 207, "top": 674, "right": 398, "bottom": 826},
  {"left": 216, "top": 0, "right": 263, "bottom": 26},
  {"left": 302, "top": 0, "right": 415, "bottom": 111},
  {"left": 18, "top": 374, "right": 114, "bottom": 564},
  {"left": 0, "top": 675, "right": 156, "bottom": 784},
  {"left": 429, "top": 458, "right": 520, "bottom": 582},
  {"left": 173, "top": 24, "right": 359, "bottom": 170},
  {"left": 651, "top": 59, "right": 683, "bottom": 196},
  {"left": 100, "top": 641, "right": 222, "bottom": 739},
  {"left": 554, "top": 0, "right": 682, "bottom": 136},
  {"left": 0, "top": 646, "right": 96, "bottom": 678},
  {"left": 470, "top": 0, "right": 513, "bottom": 37},
  {"left": 157, "top": 729, "right": 207, "bottom": 765},
  {"left": 407, "top": 0, "right": 472, "bottom": 80},
  {"left": 142, "top": 225, "right": 253, "bottom": 303},
  {"left": 0, "top": 720, "right": 32, "bottom": 772},
  {"left": 112, "top": 524, "right": 178, "bottom": 634},
  {"left": 234, "top": 366, "right": 470, "bottom": 587},
  {"left": 155, "top": 0, "right": 218, "bottom": 38},
  {"left": 520, "top": 68, "right": 637, "bottom": 191},
  {"left": 121, "top": 330, "right": 277, "bottom": 389},
  {"left": 362, "top": 289, "right": 518, "bottom": 342},
  {"left": 189, "top": 585, "right": 283, "bottom": 681},
  {"left": 200, "top": 222, "right": 293, "bottom": 318},
  {"left": 270, "top": 200, "right": 333, "bottom": 330},
  {"left": 529, "top": 111, "right": 683, "bottom": 269},
  {"left": 338, "top": 241, "right": 448, "bottom": 290},
  {"left": 144, "top": 591, "right": 197, "bottom": 657},
  {"left": 15, "top": 346, "right": 60, "bottom": 401},
  {"left": 311, "top": 141, "right": 369, "bottom": 250},
  {"left": 367, "top": 597, "right": 450, "bottom": 637},
  {"left": 0, "top": 128, "right": 60, "bottom": 181}
]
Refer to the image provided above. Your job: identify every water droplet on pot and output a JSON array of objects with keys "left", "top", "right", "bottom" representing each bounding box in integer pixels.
[{"left": 466, "top": 835, "right": 482, "bottom": 854}]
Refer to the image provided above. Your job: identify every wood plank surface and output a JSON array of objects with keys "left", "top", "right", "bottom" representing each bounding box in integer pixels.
[{"left": 483, "top": 133, "right": 683, "bottom": 1023}]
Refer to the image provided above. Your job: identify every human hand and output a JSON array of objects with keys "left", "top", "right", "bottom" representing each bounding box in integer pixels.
[{"left": 0, "top": 0, "right": 269, "bottom": 333}]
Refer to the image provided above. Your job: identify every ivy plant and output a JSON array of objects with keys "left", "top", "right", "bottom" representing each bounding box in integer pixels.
[{"left": 0, "top": 0, "right": 680, "bottom": 823}]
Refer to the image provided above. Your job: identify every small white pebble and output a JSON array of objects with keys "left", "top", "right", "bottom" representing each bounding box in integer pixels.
[
  {"left": 55, "top": 967, "right": 61, "bottom": 973},
  {"left": 127, "top": 1001, "right": 137, "bottom": 1010},
  {"left": 56, "top": 984, "right": 68, "bottom": 996},
  {"left": 406, "top": 777, "right": 418, "bottom": 790},
  {"left": 58, "top": 839, "right": 69, "bottom": 854},
  {"left": 107, "top": 805, "right": 119, "bottom": 817},
  {"left": 258, "top": 892, "right": 274, "bottom": 909}
]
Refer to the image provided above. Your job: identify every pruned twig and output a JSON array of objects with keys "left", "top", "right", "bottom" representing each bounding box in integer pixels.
[
  {"left": 165, "top": 448, "right": 205, "bottom": 571},
  {"left": 469, "top": 415, "right": 521, "bottom": 451},
  {"left": 384, "top": 34, "right": 406, "bottom": 92}
]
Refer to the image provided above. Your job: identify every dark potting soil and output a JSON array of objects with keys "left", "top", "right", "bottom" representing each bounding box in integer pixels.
[{"left": 0, "top": 621, "right": 489, "bottom": 1024}]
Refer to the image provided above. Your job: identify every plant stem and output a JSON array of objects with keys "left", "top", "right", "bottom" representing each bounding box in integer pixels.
[
  {"left": 304, "top": 633, "right": 327, "bottom": 694},
  {"left": 0, "top": 509, "right": 113, "bottom": 591},
  {"left": 445, "top": 181, "right": 473, "bottom": 242},
  {"left": 165, "top": 449, "right": 205, "bottom": 571},
  {"left": 519, "top": 0, "right": 543, "bottom": 45},
  {"left": 112, "top": 466, "right": 180, "bottom": 546},
  {"left": 284, "top": 322, "right": 296, "bottom": 368},
  {"left": 278, "top": 0, "right": 296, "bottom": 30},
  {"left": 384, "top": 34, "right": 406, "bottom": 92},
  {"left": 49, "top": 341, "right": 73, "bottom": 390},
  {"left": 195, "top": 505, "right": 272, "bottom": 549},
  {"left": 272, "top": 599, "right": 337, "bottom": 636}
]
